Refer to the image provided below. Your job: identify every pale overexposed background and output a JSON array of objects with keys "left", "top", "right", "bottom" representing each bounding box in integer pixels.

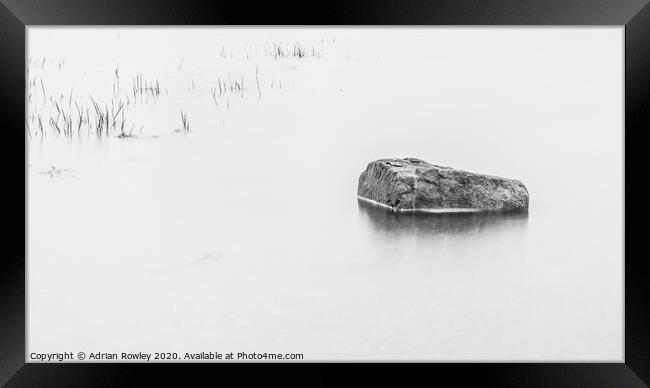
[{"left": 27, "top": 27, "right": 623, "bottom": 361}]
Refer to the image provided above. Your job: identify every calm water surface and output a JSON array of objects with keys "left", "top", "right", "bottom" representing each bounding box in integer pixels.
[{"left": 28, "top": 28, "right": 623, "bottom": 360}]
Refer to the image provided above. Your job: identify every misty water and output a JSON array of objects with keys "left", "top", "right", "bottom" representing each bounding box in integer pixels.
[{"left": 27, "top": 28, "right": 623, "bottom": 360}]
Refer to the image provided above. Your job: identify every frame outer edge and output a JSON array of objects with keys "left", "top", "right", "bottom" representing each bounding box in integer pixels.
[
  {"left": 0, "top": 1, "right": 27, "bottom": 386},
  {"left": 624, "top": 1, "right": 650, "bottom": 386}
]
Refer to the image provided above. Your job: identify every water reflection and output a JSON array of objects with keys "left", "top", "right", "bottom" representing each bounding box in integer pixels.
[{"left": 357, "top": 198, "right": 529, "bottom": 236}]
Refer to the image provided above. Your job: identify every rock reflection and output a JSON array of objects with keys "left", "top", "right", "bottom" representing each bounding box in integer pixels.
[{"left": 357, "top": 198, "right": 528, "bottom": 236}]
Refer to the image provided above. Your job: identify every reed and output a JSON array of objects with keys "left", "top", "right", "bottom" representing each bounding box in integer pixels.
[
  {"left": 180, "top": 110, "right": 190, "bottom": 132},
  {"left": 132, "top": 74, "right": 161, "bottom": 100},
  {"left": 268, "top": 42, "right": 321, "bottom": 60}
]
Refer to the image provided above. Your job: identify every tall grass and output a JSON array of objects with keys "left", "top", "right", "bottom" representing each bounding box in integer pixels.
[
  {"left": 28, "top": 38, "right": 327, "bottom": 141},
  {"left": 268, "top": 42, "right": 321, "bottom": 60},
  {"left": 132, "top": 74, "right": 160, "bottom": 100}
]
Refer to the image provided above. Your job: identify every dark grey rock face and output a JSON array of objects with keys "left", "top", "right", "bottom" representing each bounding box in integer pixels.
[{"left": 357, "top": 158, "right": 529, "bottom": 212}]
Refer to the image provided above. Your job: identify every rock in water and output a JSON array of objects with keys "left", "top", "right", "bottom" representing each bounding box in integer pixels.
[{"left": 357, "top": 158, "right": 529, "bottom": 212}]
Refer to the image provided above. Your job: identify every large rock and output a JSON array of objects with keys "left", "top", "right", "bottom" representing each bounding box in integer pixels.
[{"left": 357, "top": 158, "right": 528, "bottom": 212}]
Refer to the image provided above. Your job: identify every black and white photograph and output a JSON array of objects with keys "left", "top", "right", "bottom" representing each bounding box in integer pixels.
[{"left": 24, "top": 26, "right": 624, "bottom": 362}]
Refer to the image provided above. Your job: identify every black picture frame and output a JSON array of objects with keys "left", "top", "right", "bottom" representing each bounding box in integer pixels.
[{"left": 2, "top": 0, "right": 648, "bottom": 386}]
